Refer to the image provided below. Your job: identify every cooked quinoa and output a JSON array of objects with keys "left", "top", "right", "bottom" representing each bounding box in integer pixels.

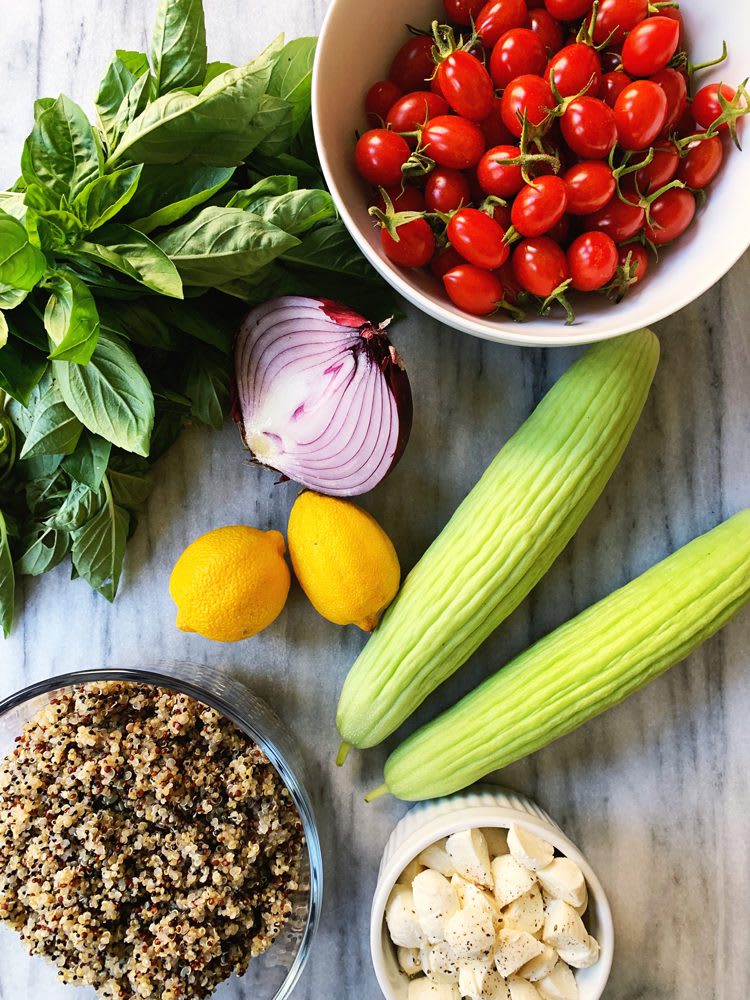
[{"left": 0, "top": 680, "right": 305, "bottom": 1000}]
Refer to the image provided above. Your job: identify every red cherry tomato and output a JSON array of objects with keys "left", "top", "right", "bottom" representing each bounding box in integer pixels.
[
  {"left": 443, "top": 264, "right": 504, "bottom": 315},
  {"left": 512, "top": 236, "right": 569, "bottom": 297},
  {"left": 365, "top": 80, "right": 403, "bottom": 125},
  {"left": 386, "top": 92, "right": 451, "bottom": 133},
  {"left": 622, "top": 144, "right": 679, "bottom": 196},
  {"left": 659, "top": 6, "right": 685, "bottom": 45},
  {"left": 477, "top": 144, "right": 525, "bottom": 197},
  {"left": 478, "top": 96, "right": 517, "bottom": 147},
  {"left": 673, "top": 99, "right": 697, "bottom": 138},
  {"left": 501, "top": 75, "right": 555, "bottom": 137},
  {"left": 614, "top": 80, "right": 668, "bottom": 150},
  {"left": 621, "top": 16, "right": 680, "bottom": 77},
  {"left": 600, "top": 71, "right": 632, "bottom": 108},
  {"left": 693, "top": 83, "right": 737, "bottom": 132},
  {"left": 380, "top": 218, "right": 435, "bottom": 267},
  {"left": 583, "top": 194, "right": 645, "bottom": 241},
  {"left": 644, "top": 188, "right": 696, "bottom": 244},
  {"left": 448, "top": 208, "right": 511, "bottom": 269},
  {"left": 546, "top": 213, "right": 571, "bottom": 245},
  {"left": 546, "top": 44, "right": 602, "bottom": 99},
  {"left": 543, "top": 0, "right": 593, "bottom": 19},
  {"left": 561, "top": 96, "right": 617, "bottom": 158},
  {"left": 567, "top": 231, "right": 618, "bottom": 290},
  {"left": 355, "top": 129, "right": 411, "bottom": 186},
  {"left": 563, "top": 161, "right": 615, "bottom": 215},
  {"left": 438, "top": 51, "right": 496, "bottom": 121},
  {"left": 444, "top": 0, "right": 486, "bottom": 25},
  {"left": 422, "top": 116, "right": 487, "bottom": 169},
  {"left": 476, "top": 0, "right": 529, "bottom": 48},
  {"left": 650, "top": 67, "right": 688, "bottom": 133},
  {"left": 593, "top": 0, "right": 647, "bottom": 46},
  {"left": 491, "top": 30, "right": 548, "bottom": 89},
  {"left": 425, "top": 168, "right": 472, "bottom": 212},
  {"left": 511, "top": 175, "right": 568, "bottom": 236},
  {"left": 677, "top": 135, "right": 724, "bottom": 189},
  {"left": 528, "top": 8, "right": 565, "bottom": 55},
  {"left": 431, "top": 245, "right": 467, "bottom": 280},
  {"left": 389, "top": 36, "right": 436, "bottom": 92},
  {"left": 618, "top": 243, "right": 649, "bottom": 284},
  {"left": 375, "top": 185, "right": 426, "bottom": 213},
  {"left": 496, "top": 260, "right": 525, "bottom": 303}
]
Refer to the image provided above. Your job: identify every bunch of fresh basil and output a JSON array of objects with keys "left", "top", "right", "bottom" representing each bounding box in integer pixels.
[{"left": 0, "top": 0, "right": 394, "bottom": 637}]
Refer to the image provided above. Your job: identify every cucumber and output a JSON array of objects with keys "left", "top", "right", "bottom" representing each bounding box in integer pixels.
[
  {"left": 373, "top": 510, "right": 750, "bottom": 801},
  {"left": 337, "top": 329, "right": 660, "bottom": 755}
]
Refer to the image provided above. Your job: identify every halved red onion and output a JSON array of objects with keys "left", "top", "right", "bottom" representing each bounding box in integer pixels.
[{"left": 232, "top": 296, "right": 412, "bottom": 497}]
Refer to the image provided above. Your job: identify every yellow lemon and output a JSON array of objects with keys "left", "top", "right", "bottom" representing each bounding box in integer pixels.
[
  {"left": 287, "top": 492, "right": 400, "bottom": 631},
  {"left": 169, "top": 526, "right": 290, "bottom": 642}
]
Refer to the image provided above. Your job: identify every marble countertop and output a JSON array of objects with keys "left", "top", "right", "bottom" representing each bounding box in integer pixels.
[{"left": 1, "top": 2, "right": 749, "bottom": 999}]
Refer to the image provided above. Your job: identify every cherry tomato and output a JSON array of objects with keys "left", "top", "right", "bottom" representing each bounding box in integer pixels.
[
  {"left": 528, "top": 8, "right": 565, "bottom": 55},
  {"left": 561, "top": 96, "right": 617, "bottom": 158},
  {"left": 478, "top": 96, "right": 517, "bottom": 147},
  {"left": 448, "top": 208, "right": 511, "bottom": 269},
  {"left": 622, "top": 144, "right": 679, "bottom": 195},
  {"left": 673, "top": 99, "right": 697, "bottom": 138},
  {"left": 476, "top": 0, "right": 529, "bottom": 48},
  {"left": 386, "top": 92, "right": 450, "bottom": 133},
  {"left": 425, "top": 168, "right": 472, "bottom": 212},
  {"left": 496, "top": 260, "right": 525, "bottom": 303},
  {"left": 621, "top": 16, "right": 680, "bottom": 77},
  {"left": 491, "top": 30, "right": 548, "bottom": 89},
  {"left": 546, "top": 213, "right": 571, "bottom": 244},
  {"left": 477, "top": 144, "right": 525, "bottom": 197},
  {"left": 693, "top": 83, "right": 737, "bottom": 132},
  {"left": 583, "top": 194, "right": 645, "bottom": 241},
  {"left": 443, "top": 264, "right": 504, "bottom": 314},
  {"left": 365, "top": 80, "right": 403, "bottom": 126},
  {"left": 438, "top": 51, "right": 495, "bottom": 121},
  {"left": 422, "top": 115, "right": 487, "bottom": 168},
  {"left": 431, "top": 245, "right": 466, "bottom": 280},
  {"left": 614, "top": 80, "right": 668, "bottom": 150},
  {"left": 444, "top": 0, "right": 486, "bottom": 25},
  {"left": 567, "top": 231, "right": 618, "bottom": 290},
  {"left": 380, "top": 218, "right": 435, "bottom": 267},
  {"left": 563, "top": 161, "right": 615, "bottom": 215},
  {"left": 650, "top": 67, "right": 688, "bottom": 133},
  {"left": 593, "top": 0, "right": 647, "bottom": 46},
  {"left": 659, "top": 6, "right": 686, "bottom": 47},
  {"left": 618, "top": 243, "right": 649, "bottom": 284},
  {"left": 375, "top": 185, "right": 426, "bottom": 213},
  {"left": 512, "top": 236, "right": 569, "bottom": 297},
  {"left": 511, "top": 175, "right": 568, "bottom": 236},
  {"left": 501, "top": 75, "right": 555, "bottom": 137},
  {"left": 546, "top": 44, "right": 602, "bottom": 99},
  {"left": 543, "top": 0, "right": 593, "bottom": 19},
  {"left": 601, "top": 71, "right": 632, "bottom": 108},
  {"left": 644, "top": 188, "right": 695, "bottom": 244},
  {"left": 677, "top": 135, "right": 724, "bottom": 189},
  {"left": 389, "top": 35, "right": 436, "bottom": 92},
  {"left": 355, "top": 129, "right": 411, "bottom": 186}
]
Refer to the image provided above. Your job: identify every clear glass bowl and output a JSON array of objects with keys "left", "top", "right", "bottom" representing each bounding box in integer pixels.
[{"left": 0, "top": 665, "right": 323, "bottom": 1000}]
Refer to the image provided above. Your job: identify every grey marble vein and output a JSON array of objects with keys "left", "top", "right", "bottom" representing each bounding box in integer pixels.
[{"left": 1, "top": 2, "right": 750, "bottom": 999}]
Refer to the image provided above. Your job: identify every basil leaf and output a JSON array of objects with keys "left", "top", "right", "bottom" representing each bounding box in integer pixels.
[
  {"left": 19, "top": 379, "right": 83, "bottom": 459},
  {"left": 282, "top": 220, "right": 382, "bottom": 280},
  {"left": 185, "top": 348, "right": 228, "bottom": 430},
  {"left": 0, "top": 312, "right": 7, "bottom": 347},
  {"left": 98, "top": 299, "right": 178, "bottom": 351},
  {"left": 0, "top": 335, "right": 47, "bottom": 406},
  {"left": 122, "top": 164, "right": 235, "bottom": 234},
  {"left": 0, "top": 512, "right": 15, "bottom": 637},
  {"left": 266, "top": 38, "right": 317, "bottom": 138},
  {"left": 21, "top": 95, "right": 103, "bottom": 203},
  {"left": 76, "top": 224, "right": 183, "bottom": 299},
  {"left": 0, "top": 286, "right": 29, "bottom": 310},
  {"left": 95, "top": 51, "right": 149, "bottom": 149},
  {"left": 48, "top": 480, "right": 102, "bottom": 531},
  {"left": 150, "top": 406, "right": 185, "bottom": 460},
  {"left": 150, "top": 0, "right": 207, "bottom": 97},
  {"left": 204, "top": 61, "right": 235, "bottom": 85},
  {"left": 241, "top": 188, "right": 335, "bottom": 235},
  {"left": 44, "top": 271, "right": 101, "bottom": 363},
  {"left": 0, "top": 210, "right": 47, "bottom": 290},
  {"left": 253, "top": 95, "right": 295, "bottom": 157},
  {"left": 16, "top": 525, "right": 70, "bottom": 576},
  {"left": 61, "top": 433, "right": 112, "bottom": 491},
  {"left": 70, "top": 476, "right": 129, "bottom": 601},
  {"left": 227, "top": 175, "right": 297, "bottom": 208},
  {"left": 155, "top": 205, "right": 298, "bottom": 286},
  {"left": 53, "top": 331, "right": 154, "bottom": 457},
  {"left": 152, "top": 296, "right": 237, "bottom": 354},
  {"left": 0, "top": 192, "right": 27, "bottom": 221},
  {"left": 73, "top": 165, "right": 142, "bottom": 232},
  {"left": 33, "top": 97, "right": 56, "bottom": 120},
  {"left": 108, "top": 36, "right": 283, "bottom": 167},
  {"left": 108, "top": 454, "right": 154, "bottom": 509}
]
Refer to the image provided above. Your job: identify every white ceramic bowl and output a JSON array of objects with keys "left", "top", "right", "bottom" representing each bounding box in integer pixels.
[
  {"left": 371, "top": 787, "right": 614, "bottom": 1000},
  {"left": 313, "top": 0, "right": 750, "bottom": 347}
]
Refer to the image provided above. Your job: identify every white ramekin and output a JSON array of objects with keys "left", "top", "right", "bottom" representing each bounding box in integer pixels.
[{"left": 371, "top": 786, "right": 614, "bottom": 1000}]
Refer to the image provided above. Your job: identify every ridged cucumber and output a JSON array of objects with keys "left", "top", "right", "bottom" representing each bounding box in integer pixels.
[
  {"left": 373, "top": 509, "right": 750, "bottom": 801},
  {"left": 337, "top": 329, "right": 660, "bottom": 753}
]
